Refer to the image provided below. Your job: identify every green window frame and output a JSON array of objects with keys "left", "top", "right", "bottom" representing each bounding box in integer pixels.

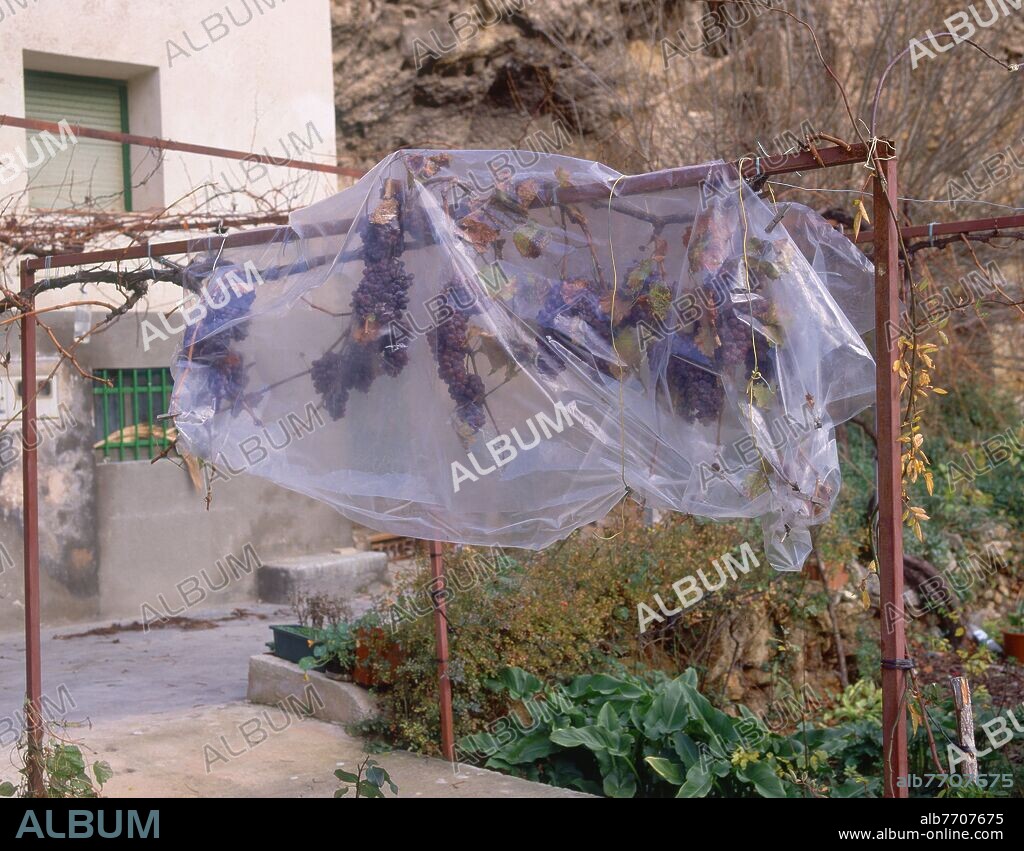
[
  {"left": 93, "top": 368, "right": 173, "bottom": 461},
  {"left": 23, "top": 69, "right": 132, "bottom": 211}
]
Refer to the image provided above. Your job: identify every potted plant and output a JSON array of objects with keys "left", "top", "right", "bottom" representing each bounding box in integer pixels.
[
  {"left": 299, "top": 621, "right": 356, "bottom": 677},
  {"left": 267, "top": 592, "right": 351, "bottom": 667},
  {"left": 1002, "top": 602, "right": 1024, "bottom": 664}
]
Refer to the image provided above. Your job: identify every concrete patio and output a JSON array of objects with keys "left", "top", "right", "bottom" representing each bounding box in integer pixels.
[{"left": 0, "top": 604, "right": 583, "bottom": 798}]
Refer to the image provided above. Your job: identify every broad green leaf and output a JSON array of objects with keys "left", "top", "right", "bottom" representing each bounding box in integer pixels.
[
  {"left": 602, "top": 765, "right": 638, "bottom": 798},
  {"left": 500, "top": 730, "right": 558, "bottom": 764},
  {"left": 676, "top": 763, "right": 713, "bottom": 798},
  {"left": 496, "top": 668, "right": 543, "bottom": 700},
  {"left": 596, "top": 702, "right": 620, "bottom": 731},
  {"left": 334, "top": 769, "right": 358, "bottom": 783},
  {"left": 564, "top": 675, "right": 646, "bottom": 699},
  {"left": 550, "top": 725, "right": 632, "bottom": 758},
  {"left": 737, "top": 760, "right": 787, "bottom": 798},
  {"left": 92, "top": 761, "right": 113, "bottom": 786},
  {"left": 357, "top": 780, "right": 384, "bottom": 798},
  {"left": 645, "top": 756, "right": 685, "bottom": 786},
  {"left": 0, "top": 781, "right": 15, "bottom": 797}
]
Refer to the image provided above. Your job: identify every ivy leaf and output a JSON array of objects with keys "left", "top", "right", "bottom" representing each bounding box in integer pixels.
[{"left": 93, "top": 761, "right": 113, "bottom": 787}]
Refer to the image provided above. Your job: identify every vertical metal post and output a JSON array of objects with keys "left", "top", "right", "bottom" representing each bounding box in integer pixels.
[
  {"left": 872, "top": 146, "right": 909, "bottom": 799},
  {"left": 20, "top": 263, "right": 44, "bottom": 797},
  {"left": 429, "top": 539, "right": 455, "bottom": 761}
]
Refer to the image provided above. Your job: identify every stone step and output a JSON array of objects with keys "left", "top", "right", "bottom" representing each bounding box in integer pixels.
[
  {"left": 256, "top": 550, "right": 390, "bottom": 603},
  {"left": 247, "top": 653, "right": 378, "bottom": 725}
]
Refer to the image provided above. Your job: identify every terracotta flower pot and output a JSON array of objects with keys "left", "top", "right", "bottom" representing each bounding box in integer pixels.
[
  {"left": 1002, "top": 630, "right": 1024, "bottom": 664},
  {"left": 353, "top": 627, "right": 403, "bottom": 687}
]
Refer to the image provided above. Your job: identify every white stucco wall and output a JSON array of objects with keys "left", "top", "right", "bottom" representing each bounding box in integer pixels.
[{"left": 0, "top": 0, "right": 338, "bottom": 211}]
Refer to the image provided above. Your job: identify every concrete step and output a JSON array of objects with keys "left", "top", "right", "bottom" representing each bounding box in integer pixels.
[
  {"left": 247, "top": 653, "right": 378, "bottom": 725},
  {"left": 256, "top": 550, "right": 390, "bottom": 603}
]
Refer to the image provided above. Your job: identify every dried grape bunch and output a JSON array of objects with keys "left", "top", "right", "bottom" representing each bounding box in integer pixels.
[
  {"left": 310, "top": 344, "right": 376, "bottom": 421},
  {"left": 180, "top": 265, "right": 258, "bottom": 414},
  {"left": 310, "top": 184, "right": 416, "bottom": 420},
  {"left": 667, "top": 334, "right": 723, "bottom": 424},
  {"left": 534, "top": 278, "right": 616, "bottom": 376},
  {"left": 429, "top": 281, "right": 486, "bottom": 434}
]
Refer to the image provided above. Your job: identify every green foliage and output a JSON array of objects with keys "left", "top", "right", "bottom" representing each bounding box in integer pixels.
[
  {"left": 822, "top": 679, "right": 883, "bottom": 725},
  {"left": 334, "top": 757, "right": 397, "bottom": 798},
  {"left": 1, "top": 733, "right": 112, "bottom": 799},
  {"left": 299, "top": 621, "right": 356, "bottom": 672},
  {"left": 360, "top": 514, "right": 784, "bottom": 753},
  {"left": 1005, "top": 601, "right": 1024, "bottom": 631},
  {"left": 459, "top": 667, "right": 879, "bottom": 798}
]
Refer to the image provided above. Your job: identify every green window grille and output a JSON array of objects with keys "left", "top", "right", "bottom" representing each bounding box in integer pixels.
[{"left": 93, "top": 368, "right": 174, "bottom": 461}]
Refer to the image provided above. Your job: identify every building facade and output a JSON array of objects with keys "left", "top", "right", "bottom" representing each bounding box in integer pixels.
[{"left": 0, "top": 0, "right": 355, "bottom": 628}]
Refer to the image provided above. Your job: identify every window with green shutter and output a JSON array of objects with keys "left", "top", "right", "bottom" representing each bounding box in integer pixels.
[
  {"left": 93, "top": 368, "right": 174, "bottom": 461},
  {"left": 23, "top": 70, "right": 131, "bottom": 211}
]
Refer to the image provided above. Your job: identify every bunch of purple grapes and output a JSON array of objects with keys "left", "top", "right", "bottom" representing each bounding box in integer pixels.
[
  {"left": 311, "top": 213, "right": 415, "bottom": 419},
  {"left": 310, "top": 344, "right": 375, "bottom": 421},
  {"left": 428, "top": 281, "right": 486, "bottom": 434},
  {"left": 667, "top": 335, "right": 723, "bottom": 424},
  {"left": 350, "top": 219, "right": 414, "bottom": 345},
  {"left": 181, "top": 265, "right": 257, "bottom": 414},
  {"left": 534, "top": 279, "right": 615, "bottom": 376}
]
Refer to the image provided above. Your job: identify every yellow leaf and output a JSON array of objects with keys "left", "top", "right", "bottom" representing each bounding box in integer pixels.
[
  {"left": 925, "top": 471, "right": 934, "bottom": 496},
  {"left": 909, "top": 702, "right": 922, "bottom": 735},
  {"left": 932, "top": 387, "right": 947, "bottom": 395},
  {"left": 914, "top": 523, "right": 924, "bottom": 542},
  {"left": 852, "top": 199, "right": 870, "bottom": 241},
  {"left": 867, "top": 560, "right": 877, "bottom": 574}
]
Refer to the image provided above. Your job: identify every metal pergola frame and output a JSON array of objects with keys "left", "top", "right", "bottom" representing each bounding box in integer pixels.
[{"left": 13, "top": 134, "right": 1015, "bottom": 799}]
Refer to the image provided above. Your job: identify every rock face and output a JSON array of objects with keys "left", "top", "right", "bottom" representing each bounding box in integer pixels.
[{"left": 331, "top": 0, "right": 634, "bottom": 168}]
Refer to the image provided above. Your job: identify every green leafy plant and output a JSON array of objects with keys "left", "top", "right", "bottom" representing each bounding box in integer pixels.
[
  {"left": 300, "top": 621, "right": 356, "bottom": 673},
  {"left": 822, "top": 679, "right": 883, "bottom": 725},
  {"left": 459, "top": 667, "right": 877, "bottom": 798},
  {"left": 334, "top": 757, "right": 397, "bottom": 798},
  {"left": 1, "top": 731, "right": 112, "bottom": 799},
  {"left": 1004, "top": 601, "right": 1024, "bottom": 632}
]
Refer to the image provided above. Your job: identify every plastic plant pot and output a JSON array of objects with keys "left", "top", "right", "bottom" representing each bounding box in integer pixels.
[{"left": 269, "top": 624, "right": 320, "bottom": 665}]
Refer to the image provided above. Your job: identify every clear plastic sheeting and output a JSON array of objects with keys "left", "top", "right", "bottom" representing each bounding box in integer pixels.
[{"left": 170, "top": 151, "right": 875, "bottom": 570}]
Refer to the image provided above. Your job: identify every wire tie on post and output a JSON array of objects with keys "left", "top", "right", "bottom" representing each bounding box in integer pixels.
[
  {"left": 880, "top": 657, "right": 916, "bottom": 671},
  {"left": 927, "top": 222, "right": 938, "bottom": 247}
]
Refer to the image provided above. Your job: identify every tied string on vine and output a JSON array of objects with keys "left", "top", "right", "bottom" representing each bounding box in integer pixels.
[
  {"left": 593, "top": 172, "right": 632, "bottom": 541},
  {"left": 734, "top": 157, "right": 779, "bottom": 518}
]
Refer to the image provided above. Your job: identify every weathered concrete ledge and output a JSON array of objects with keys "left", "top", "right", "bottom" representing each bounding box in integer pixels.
[
  {"left": 256, "top": 550, "right": 390, "bottom": 603},
  {"left": 247, "top": 653, "right": 378, "bottom": 725}
]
